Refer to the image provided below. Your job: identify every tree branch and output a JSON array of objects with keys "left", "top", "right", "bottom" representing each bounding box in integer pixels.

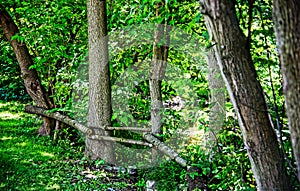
[
  {"left": 142, "top": 133, "right": 187, "bottom": 167},
  {"left": 25, "top": 105, "right": 188, "bottom": 167},
  {"left": 105, "top": 126, "right": 151, "bottom": 132},
  {"left": 25, "top": 105, "right": 92, "bottom": 135},
  {"left": 88, "top": 135, "right": 152, "bottom": 147}
]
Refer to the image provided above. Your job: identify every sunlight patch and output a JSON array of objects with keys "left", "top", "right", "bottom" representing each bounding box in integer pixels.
[
  {"left": 0, "top": 183, "right": 6, "bottom": 188},
  {"left": 40, "top": 152, "right": 54, "bottom": 157},
  {"left": 46, "top": 184, "right": 60, "bottom": 190},
  {"left": 0, "top": 102, "right": 9, "bottom": 107},
  {"left": 0, "top": 136, "right": 14, "bottom": 140},
  {"left": 17, "top": 142, "right": 27, "bottom": 147},
  {"left": 0, "top": 111, "right": 20, "bottom": 120},
  {"left": 21, "top": 159, "right": 31, "bottom": 164}
]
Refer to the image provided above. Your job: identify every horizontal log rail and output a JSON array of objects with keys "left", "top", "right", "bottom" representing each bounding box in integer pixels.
[
  {"left": 142, "top": 133, "right": 187, "bottom": 167},
  {"left": 25, "top": 105, "right": 92, "bottom": 135},
  {"left": 105, "top": 126, "right": 151, "bottom": 132},
  {"left": 25, "top": 105, "right": 188, "bottom": 167},
  {"left": 89, "top": 135, "right": 153, "bottom": 147}
]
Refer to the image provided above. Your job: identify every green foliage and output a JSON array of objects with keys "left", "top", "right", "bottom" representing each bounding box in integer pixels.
[
  {"left": 184, "top": 131, "right": 256, "bottom": 190},
  {"left": 140, "top": 161, "right": 186, "bottom": 190},
  {"left": 1, "top": 0, "right": 88, "bottom": 109},
  {"left": 0, "top": 36, "right": 29, "bottom": 102},
  {"left": 1, "top": 0, "right": 299, "bottom": 190}
]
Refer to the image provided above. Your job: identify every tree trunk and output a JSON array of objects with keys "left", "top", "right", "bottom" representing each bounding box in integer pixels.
[
  {"left": 0, "top": 8, "right": 55, "bottom": 135},
  {"left": 150, "top": 1, "right": 170, "bottom": 161},
  {"left": 206, "top": 48, "right": 225, "bottom": 155},
  {"left": 273, "top": 0, "right": 300, "bottom": 181},
  {"left": 200, "top": 0, "right": 292, "bottom": 190},
  {"left": 149, "top": 24, "right": 165, "bottom": 161},
  {"left": 85, "top": 0, "right": 115, "bottom": 163}
]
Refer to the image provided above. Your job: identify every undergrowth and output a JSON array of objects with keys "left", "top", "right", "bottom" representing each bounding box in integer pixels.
[{"left": 2, "top": 101, "right": 294, "bottom": 190}]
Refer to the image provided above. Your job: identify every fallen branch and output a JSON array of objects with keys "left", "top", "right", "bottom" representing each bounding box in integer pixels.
[
  {"left": 88, "top": 135, "right": 152, "bottom": 147},
  {"left": 142, "top": 133, "right": 188, "bottom": 167},
  {"left": 25, "top": 105, "right": 92, "bottom": 135},
  {"left": 105, "top": 126, "right": 151, "bottom": 132},
  {"left": 25, "top": 105, "right": 188, "bottom": 167}
]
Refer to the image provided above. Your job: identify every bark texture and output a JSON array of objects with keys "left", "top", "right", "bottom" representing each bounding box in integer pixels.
[
  {"left": 0, "top": 8, "right": 54, "bottom": 135},
  {"left": 86, "top": 0, "right": 115, "bottom": 162},
  {"left": 273, "top": 0, "right": 300, "bottom": 181},
  {"left": 105, "top": 126, "right": 151, "bottom": 132},
  {"left": 201, "top": 0, "right": 291, "bottom": 190},
  {"left": 206, "top": 48, "right": 225, "bottom": 154},
  {"left": 149, "top": 1, "right": 170, "bottom": 161},
  {"left": 142, "top": 133, "right": 187, "bottom": 167}
]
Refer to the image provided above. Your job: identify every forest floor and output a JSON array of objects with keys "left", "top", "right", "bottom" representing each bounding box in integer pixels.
[
  {"left": 0, "top": 101, "right": 260, "bottom": 190},
  {"left": 0, "top": 101, "right": 146, "bottom": 190}
]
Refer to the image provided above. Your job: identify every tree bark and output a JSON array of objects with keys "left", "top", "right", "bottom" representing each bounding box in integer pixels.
[
  {"left": 86, "top": 0, "right": 115, "bottom": 163},
  {"left": 206, "top": 48, "right": 225, "bottom": 155},
  {"left": 200, "top": 0, "right": 292, "bottom": 190},
  {"left": 273, "top": 0, "right": 300, "bottom": 181},
  {"left": 0, "top": 8, "right": 55, "bottom": 135},
  {"left": 142, "top": 133, "right": 187, "bottom": 167},
  {"left": 105, "top": 126, "right": 151, "bottom": 132},
  {"left": 149, "top": 27, "right": 165, "bottom": 161},
  {"left": 150, "top": 1, "right": 171, "bottom": 162}
]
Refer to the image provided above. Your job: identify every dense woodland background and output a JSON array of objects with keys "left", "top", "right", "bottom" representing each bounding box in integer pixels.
[{"left": 1, "top": 0, "right": 300, "bottom": 190}]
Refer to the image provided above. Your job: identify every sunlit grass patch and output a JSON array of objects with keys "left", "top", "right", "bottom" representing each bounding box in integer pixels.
[
  {"left": 0, "top": 101, "right": 25, "bottom": 113},
  {"left": 40, "top": 151, "right": 55, "bottom": 157},
  {"left": 0, "top": 102, "right": 10, "bottom": 107},
  {"left": 0, "top": 101, "right": 143, "bottom": 190},
  {"left": 16, "top": 142, "right": 27, "bottom": 147},
  {"left": 45, "top": 183, "right": 60, "bottom": 190},
  {"left": 0, "top": 111, "right": 21, "bottom": 120},
  {"left": 0, "top": 136, "right": 14, "bottom": 140}
]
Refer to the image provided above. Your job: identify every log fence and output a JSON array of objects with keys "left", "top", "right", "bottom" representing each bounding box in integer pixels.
[{"left": 25, "top": 105, "right": 187, "bottom": 167}]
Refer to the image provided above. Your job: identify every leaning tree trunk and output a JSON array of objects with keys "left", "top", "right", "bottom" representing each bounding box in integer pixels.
[
  {"left": 149, "top": 1, "right": 170, "bottom": 161},
  {"left": 273, "top": 0, "right": 300, "bottom": 181},
  {"left": 200, "top": 0, "right": 291, "bottom": 190},
  {"left": 0, "top": 8, "right": 55, "bottom": 135},
  {"left": 85, "top": 0, "right": 115, "bottom": 163}
]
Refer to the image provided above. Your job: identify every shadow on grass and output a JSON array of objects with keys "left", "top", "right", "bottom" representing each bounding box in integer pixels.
[
  {"left": 0, "top": 101, "right": 143, "bottom": 190},
  {"left": 0, "top": 102, "right": 64, "bottom": 190}
]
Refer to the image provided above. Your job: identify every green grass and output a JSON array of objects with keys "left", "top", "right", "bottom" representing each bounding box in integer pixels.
[
  {"left": 0, "top": 101, "right": 142, "bottom": 190},
  {"left": 0, "top": 101, "right": 260, "bottom": 191}
]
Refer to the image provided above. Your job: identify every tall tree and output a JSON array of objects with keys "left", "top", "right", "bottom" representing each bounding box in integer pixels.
[
  {"left": 149, "top": 1, "right": 170, "bottom": 161},
  {"left": 200, "top": 0, "right": 292, "bottom": 190},
  {"left": 85, "top": 0, "right": 115, "bottom": 162},
  {"left": 273, "top": 0, "right": 300, "bottom": 181},
  {"left": 206, "top": 49, "right": 225, "bottom": 155},
  {"left": 0, "top": 7, "right": 55, "bottom": 135}
]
